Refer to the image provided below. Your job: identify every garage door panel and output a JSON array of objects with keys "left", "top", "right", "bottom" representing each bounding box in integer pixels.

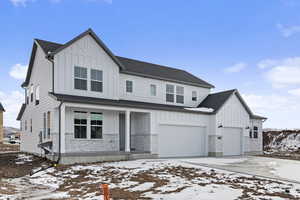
[
  {"left": 222, "top": 128, "right": 242, "bottom": 156},
  {"left": 158, "top": 125, "right": 206, "bottom": 157}
]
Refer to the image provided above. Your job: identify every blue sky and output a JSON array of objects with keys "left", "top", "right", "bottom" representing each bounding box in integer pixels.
[{"left": 0, "top": 0, "right": 300, "bottom": 128}]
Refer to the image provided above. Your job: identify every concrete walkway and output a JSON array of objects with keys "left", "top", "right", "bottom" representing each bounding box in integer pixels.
[{"left": 181, "top": 156, "right": 300, "bottom": 185}]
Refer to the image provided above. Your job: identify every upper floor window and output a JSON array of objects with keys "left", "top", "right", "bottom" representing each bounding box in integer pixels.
[
  {"left": 25, "top": 120, "right": 27, "bottom": 131},
  {"left": 91, "top": 112, "right": 103, "bottom": 139},
  {"left": 166, "top": 84, "right": 174, "bottom": 102},
  {"left": 150, "top": 84, "right": 156, "bottom": 96},
  {"left": 30, "top": 85, "right": 34, "bottom": 102},
  {"left": 74, "top": 66, "right": 87, "bottom": 90},
  {"left": 253, "top": 126, "right": 258, "bottom": 138},
  {"left": 35, "top": 85, "right": 40, "bottom": 105},
  {"left": 26, "top": 89, "right": 29, "bottom": 105},
  {"left": 176, "top": 86, "right": 184, "bottom": 104},
  {"left": 91, "top": 69, "right": 103, "bottom": 92},
  {"left": 126, "top": 80, "right": 133, "bottom": 93},
  {"left": 192, "top": 91, "right": 197, "bottom": 101},
  {"left": 74, "top": 111, "right": 87, "bottom": 139}
]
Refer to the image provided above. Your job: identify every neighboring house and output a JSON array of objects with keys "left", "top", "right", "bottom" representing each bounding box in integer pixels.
[
  {"left": 0, "top": 103, "right": 5, "bottom": 143},
  {"left": 17, "top": 29, "right": 267, "bottom": 164}
]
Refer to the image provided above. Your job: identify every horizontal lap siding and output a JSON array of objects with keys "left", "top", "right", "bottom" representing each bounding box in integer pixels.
[{"left": 20, "top": 45, "right": 58, "bottom": 154}]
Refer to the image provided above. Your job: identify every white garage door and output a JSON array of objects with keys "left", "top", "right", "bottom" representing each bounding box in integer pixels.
[
  {"left": 222, "top": 128, "right": 242, "bottom": 156},
  {"left": 158, "top": 125, "right": 206, "bottom": 157}
]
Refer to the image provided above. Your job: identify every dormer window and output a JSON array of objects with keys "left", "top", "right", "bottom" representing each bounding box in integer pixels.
[
  {"left": 74, "top": 66, "right": 87, "bottom": 90},
  {"left": 91, "top": 69, "right": 103, "bottom": 92}
]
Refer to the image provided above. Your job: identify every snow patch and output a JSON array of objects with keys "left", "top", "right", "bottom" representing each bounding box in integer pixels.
[{"left": 184, "top": 107, "right": 214, "bottom": 112}]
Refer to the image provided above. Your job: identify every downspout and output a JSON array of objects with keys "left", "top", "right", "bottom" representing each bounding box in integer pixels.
[
  {"left": 57, "top": 100, "right": 64, "bottom": 164},
  {"left": 49, "top": 57, "right": 55, "bottom": 93}
]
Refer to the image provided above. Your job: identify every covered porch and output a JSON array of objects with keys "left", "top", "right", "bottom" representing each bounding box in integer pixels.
[{"left": 51, "top": 102, "right": 157, "bottom": 164}]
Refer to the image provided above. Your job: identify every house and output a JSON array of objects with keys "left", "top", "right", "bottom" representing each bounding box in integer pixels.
[
  {"left": 17, "top": 29, "right": 267, "bottom": 164},
  {"left": 0, "top": 103, "right": 5, "bottom": 143}
]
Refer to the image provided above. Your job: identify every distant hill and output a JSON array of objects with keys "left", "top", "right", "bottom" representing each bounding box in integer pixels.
[
  {"left": 263, "top": 130, "right": 300, "bottom": 153},
  {"left": 3, "top": 127, "right": 20, "bottom": 138}
]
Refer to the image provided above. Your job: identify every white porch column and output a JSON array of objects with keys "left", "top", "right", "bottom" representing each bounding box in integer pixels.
[
  {"left": 60, "top": 104, "right": 66, "bottom": 153},
  {"left": 125, "top": 110, "right": 131, "bottom": 152}
]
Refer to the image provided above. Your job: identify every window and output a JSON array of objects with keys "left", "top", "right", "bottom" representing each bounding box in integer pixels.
[
  {"left": 91, "top": 113, "right": 103, "bottom": 139},
  {"left": 150, "top": 84, "right": 156, "bottom": 96},
  {"left": 126, "top": 80, "right": 133, "bottom": 93},
  {"left": 25, "top": 120, "right": 27, "bottom": 131},
  {"left": 249, "top": 129, "right": 252, "bottom": 138},
  {"left": 74, "top": 66, "right": 87, "bottom": 90},
  {"left": 192, "top": 91, "right": 197, "bottom": 101},
  {"left": 26, "top": 89, "right": 29, "bottom": 105},
  {"left": 30, "top": 85, "right": 34, "bottom": 102},
  {"left": 166, "top": 84, "right": 174, "bottom": 102},
  {"left": 253, "top": 126, "right": 258, "bottom": 138},
  {"left": 47, "top": 112, "right": 51, "bottom": 139},
  {"left": 30, "top": 119, "right": 32, "bottom": 133},
  {"left": 20, "top": 121, "right": 22, "bottom": 131},
  {"left": 74, "top": 111, "right": 87, "bottom": 139},
  {"left": 176, "top": 86, "right": 184, "bottom": 104},
  {"left": 91, "top": 69, "right": 103, "bottom": 92},
  {"left": 35, "top": 85, "right": 40, "bottom": 105},
  {"left": 43, "top": 113, "right": 46, "bottom": 139}
]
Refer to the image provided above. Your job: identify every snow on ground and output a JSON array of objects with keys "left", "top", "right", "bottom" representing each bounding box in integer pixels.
[
  {"left": 182, "top": 157, "right": 248, "bottom": 165},
  {"left": 265, "top": 131, "right": 300, "bottom": 152},
  {"left": 1, "top": 159, "right": 300, "bottom": 200},
  {"left": 15, "top": 154, "right": 33, "bottom": 164}
]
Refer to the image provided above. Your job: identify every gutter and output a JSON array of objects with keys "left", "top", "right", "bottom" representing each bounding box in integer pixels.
[{"left": 57, "top": 101, "right": 64, "bottom": 164}]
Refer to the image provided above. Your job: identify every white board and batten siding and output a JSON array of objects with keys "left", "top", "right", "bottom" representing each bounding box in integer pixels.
[
  {"left": 216, "top": 94, "right": 250, "bottom": 156},
  {"left": 150, "top": 110, "right": 210, "bottom": 157},
  {"left": 53, "top": 34, "right": 120, "bottom": 100}
]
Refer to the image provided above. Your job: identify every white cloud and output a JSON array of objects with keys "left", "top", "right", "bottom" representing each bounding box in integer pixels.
[
  {"left": 277, "top": 23, "right": 300, "bottom": 38},
  {"left": 258, "top": 57, "right": 300, "bottom": 88},
  {"left": 9, "top": 64, "right": 28, "bottom": 80},
  {"left": 9, "top": 0, "right": 33, "bottom": 7},
  {"left": 0, "top": 91, "right": 24, "bottom": 128},
  {"left": 242, "top": 93, "right": 300, "bottom": 129},
  {"left": 288, "top": 88, "right": 300, "bottom": 96},
  {"left": 257, "top": 59, "right": 279, "bottom": 69},
  {"left": 224, "top": 62, "right": 247, "bottom": 73}
]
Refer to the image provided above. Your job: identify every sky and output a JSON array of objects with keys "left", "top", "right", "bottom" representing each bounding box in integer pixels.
[{"left": 0, "top": 0, "right": 300, "bottom": 129}]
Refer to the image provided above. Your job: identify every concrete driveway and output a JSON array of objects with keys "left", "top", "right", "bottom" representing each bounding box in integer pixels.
[{"left": 181, "top": 156, "right": 300, "bottom": 184}]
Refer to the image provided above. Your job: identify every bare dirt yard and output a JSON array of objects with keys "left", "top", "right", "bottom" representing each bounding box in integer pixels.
[{"left": 1, "top": 153, "right": 300, "bottom": 199}]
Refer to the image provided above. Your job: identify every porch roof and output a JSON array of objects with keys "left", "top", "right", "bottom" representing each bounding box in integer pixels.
[{"left": 49, "top": 93, "right": 212, "bottom": 115}]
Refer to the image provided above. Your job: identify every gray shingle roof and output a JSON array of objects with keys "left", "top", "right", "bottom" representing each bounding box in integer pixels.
[
  {"left": 198, "top": 89, "right": 236, "bottom": 113},
  {"left": 49, "top": 93, "right": 212, "bottom": 114},
  {"left": 0, "top": 103, "right": 5, "bottom": 112},
  {"left": 22, "top": 29, "right": 214, "bottom": 88}
]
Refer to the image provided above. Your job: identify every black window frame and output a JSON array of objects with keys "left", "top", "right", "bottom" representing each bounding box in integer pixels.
[
  {"left": 91, "top": 112, "right": 103, "bottom": 139},
  {"left": 126, "top": 80, "right": 133, "bottom": 93},
  {"left": 253, "top": 126, "right": 258, "bottom": 138},
  {"left": 74, "top": 111, "right": 87, "bottom": 139}
]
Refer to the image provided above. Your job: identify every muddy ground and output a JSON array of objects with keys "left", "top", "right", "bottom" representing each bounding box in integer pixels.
[{"left": 0, "top": 143, "right": 19, "bottom": 152}]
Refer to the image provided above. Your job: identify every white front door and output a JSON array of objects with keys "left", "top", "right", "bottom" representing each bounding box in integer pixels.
[
  {"left": 222, "top": 128, "right": 242, "bottom": 156},
  {"left": 158, "top": 124, "right": 206, "bottom": 157}
]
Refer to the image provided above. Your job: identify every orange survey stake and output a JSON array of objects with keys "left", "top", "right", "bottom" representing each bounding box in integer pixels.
[{"left": 101, "top": 184, "right": 111, "bottom": 200}]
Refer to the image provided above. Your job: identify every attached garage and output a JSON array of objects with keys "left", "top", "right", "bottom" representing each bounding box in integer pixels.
[
  {"left": 222, "top": 128, "right": 242, "bottom": 156},
  {"left": 158, "top": 124, "right": 206, "bottom": 157}
]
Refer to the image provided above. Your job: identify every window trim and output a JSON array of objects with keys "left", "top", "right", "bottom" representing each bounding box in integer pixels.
[
  {"left": 166, "top": 84, "right": 175, "bottom": 103},
  {"left": 126, "top": 80, "right": 133, "bottom": 93},
  {"left": 74, "top": 111, "right": 88, "bottom": 139},
  {"left": 150, "top": 84, "right": 157, "bottom": 96},
  {"left": 176, "top": 86, "right": 184, "bottom": 104},
  {"left": 90, "top": 112, "right": 103, "bottom": 139},
  {"left": 253, "top": 126, "right": 258, "bottom": 139},
  {"left": 192, "top": 91, "right": 197, "bottom": 101},
  {"left": 74, "top": 66, "right": 88, "bottom": 91},
  {"left": 90, "top": 69, "right": 103, "bottom": 93}
]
